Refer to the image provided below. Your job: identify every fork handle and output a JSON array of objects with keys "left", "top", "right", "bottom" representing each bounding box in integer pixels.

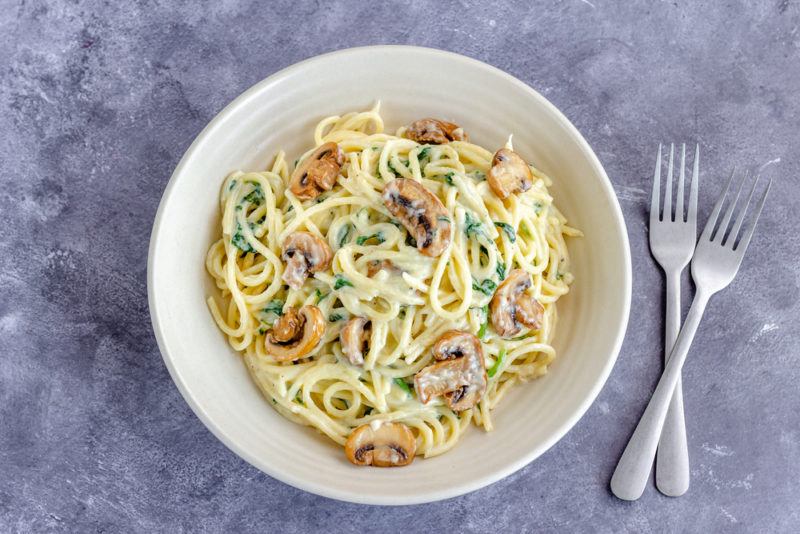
[
  {"left": 610, "top": 290, "right": 710, "bottom": 501},
  {"left": 656, "top": 271, "right": 690, "bottom": 496}
]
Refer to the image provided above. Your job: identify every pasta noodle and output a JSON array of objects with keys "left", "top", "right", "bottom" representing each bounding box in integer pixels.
[{"left": 205, "top": 104, "right": 580, "bottom": 461}]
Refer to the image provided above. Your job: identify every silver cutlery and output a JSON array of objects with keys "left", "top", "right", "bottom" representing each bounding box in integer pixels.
[
  {"left": 610, "top": 167, "right": 771, "bottom": 501},
  {"left": 648, "top": 144, "right": 697, "bottom": 497}
]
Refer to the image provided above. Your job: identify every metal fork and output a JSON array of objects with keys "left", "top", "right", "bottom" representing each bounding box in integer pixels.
[
  {"left": 648, "top": 144, "right": 697, "bottom": 497},
  {"left": 610, "top": 168, "right": 771, "bottom": 501}
]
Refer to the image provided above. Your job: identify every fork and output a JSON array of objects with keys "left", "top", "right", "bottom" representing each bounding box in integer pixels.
[
  {"left": 648, "top": 144, "right": 697, "bottom": 497},
  {"left": 610, "top": 167, "right": 771, "bottom": 501}
]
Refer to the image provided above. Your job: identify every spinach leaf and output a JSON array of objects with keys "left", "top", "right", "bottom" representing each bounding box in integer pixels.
[
  {"left": 393, "top": 377, "right": 413, "bottom": 396},
  {"left": 243, "top": 184, "right": 265, "bottom": 205},
  {"left": 314, "top": 288, "right": 329, "bottom": 304},
  {"left": 464, "top": 212, "right": 484, "bottom": 239},
  {"left": 477, "top": 305, "right": 489, "bottom": 340},
  {"left": 356, "top": 232, "right": 385, "bottom": 246},
  {"left": 263, "top": 299, "right": 285, "bottom": 316},
  {"left": 337, "top": 224, "right": 353, "bottom": 248},
  {"left": 472, "top": 278, "right": 497, "bottom": 296},
  {"left": 496, "top": 261, "right": 507, "bottom": 281},
  {"left": 494, "top": 221, "right": 517, "bottom": 243},
  {"left": 231, "top": 223, "right": 256, "bottom": 253},
  {"left": 333, "top": 275, "right": 353, "bottom": 290},
  {"left": 488, "top": 349, "right": 506, "bottom": 378}
]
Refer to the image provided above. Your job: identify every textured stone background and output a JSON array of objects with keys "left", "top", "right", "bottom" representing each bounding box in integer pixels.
[{"left": 2, "top": 0, "right": 799, "bottom": 532}]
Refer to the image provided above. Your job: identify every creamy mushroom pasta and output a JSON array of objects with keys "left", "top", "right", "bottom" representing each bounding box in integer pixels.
[{"left": 206, "top": 105, "right": 581, "bottom": 466}]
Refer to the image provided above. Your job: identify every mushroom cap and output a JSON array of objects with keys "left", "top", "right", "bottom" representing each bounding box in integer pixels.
[
  {"left": 264, "top": 305, "right": 325, "bottom": 361},
  {"left": 404, "top": 118, "right": 468, "bottom": 145},
  {"left": 490, "top": 269, "right": 544, "bottom": 338},
  {"left": 281, "top": 232, "right": 333, "bottom": 290},
  {"left": 414, "top": 331, "right": 487, "bottom": 411},
  {"left": 487, "top": 148, "right": 533, "bottom": 200},
  {"left": 382, "top": 178, "right": 452, "bottom": 257},
  {"left": 289, "top": 142, "right": 344, "bottom": 200},
  {"left": 345, "top": 422, "right": 417, "bottom": 467},
  {"left": 340, "top": 317, "right": 371, "bottom": 366}
]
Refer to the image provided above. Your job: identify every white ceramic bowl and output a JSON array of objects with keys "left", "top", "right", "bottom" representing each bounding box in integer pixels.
[{"left": 148, "top": 46, "right": 631, "bottom": 505}]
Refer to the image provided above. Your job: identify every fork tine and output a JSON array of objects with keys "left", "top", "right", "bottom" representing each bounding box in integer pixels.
[
  {"left": 735, "top": 178, "right": 771, "bottom": 253},
  {"left": 663, "top": 144, "right": 674, "bottom": 221},
  {"left": 675, "top": 144, "right": 686, "bottom": 222},
  {"left": 727, "top": 174, "right": 760, "bottom": 247},
  {"left": 715, "top": 170, "right": 749, "bottom": 242},
  {"left": 688, "top": 144, "right": 699, "bottom": 224},
  {"left": 700, "top": 167, "right": 737, "bottom": 240},
  {"left": 650, "top": 144, "right": 662, "bottom": 221}
]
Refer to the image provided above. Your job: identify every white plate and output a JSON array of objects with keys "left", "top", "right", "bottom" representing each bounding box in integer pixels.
[{"left": 148, "top": 46, "right": 631, "bottom": 505}]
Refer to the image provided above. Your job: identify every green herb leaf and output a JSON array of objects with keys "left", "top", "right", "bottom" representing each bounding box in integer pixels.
[
  {"left": 440, "top": 172, "right": 455, "bottom": 186},
  {"left": 231, "top": 223, "right": 256, "bottom": 253},
  {"left": 263, "top": 300, "right": 284, "bottom": 316},
  {"left": 337, "top": 224, "right": 353, "bottom": 248},
  {"left": 243, "top": 184, "right": 265, "bottom": 205},
  {"left": 328, "top": 313, "right": 343, "bottom": 322},
  {"left": 333, "top": 275, "right": 353, "bottom": 290},
  {"left": 471, "top": 170, "right": 486, "bottom": 181},
  {"left": 464, "top": 212, "right": 484, "bottom": 239},
  {"left": 477, "top": 304, "right": 489, "bottom": 340},
  {"left": 417, "top": 146, "right": 431, "bottom": 163},
  {"left": 472, "top": 278, "right": 497, "bottom": 296},
  {"left": 488, "top": 349, "right": 506, "bottom": 378},
  {"left": 494, "top": 222, "right": 517, "bottom": 243},
  {"left": 356, "top": 232, "right": 385, "bottom": 246},
  {"left": 534, "top": 202, "right": 544, "bottom": 215},
  {"left": 496, "top": 261, "right": 507, "bottom": 281},
  {"left": 228, "top": 179, "right": 238, "bottom": 191},
  {"left": 314, "top": 288, "right": 329, "bottom": 304},
  {"left": 437, "top": 215, "right": 451, "bottom": 223},
  {"left": 387, "top": 160, "right": 399, "bottom": 176},
  {"left": 393, "top": 377, "right": 413, "bottom": 396}
]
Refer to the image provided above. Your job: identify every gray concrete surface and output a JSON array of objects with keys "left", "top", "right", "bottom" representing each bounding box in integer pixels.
[{"left": 2, "top": 0, "right": 799, "bottom": 532}]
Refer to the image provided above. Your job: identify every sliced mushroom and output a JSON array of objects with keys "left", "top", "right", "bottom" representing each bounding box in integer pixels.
[
  {"left": 490, "top": 269, "right": 544, "bottom": 338},
  {"left": 404, "top": 118, "right": 468, "bottom": 145},
  {"left": 487, "top": 148, "right": 533, "bottom": 200},
  {"left": 341, "top": 317, "right": 371, "bottom": 366},
  {"left": 281, "top": 232, "right": 333, "bottom": 289},
  {"left": 264, "top": 305, "right": 325, "bottom": 361},
  {"left": 414, "top": 331, "right": 487, "bottom": 411},
  {"left": 382, "top": 178, "right": 451, "bottom": 257},
  {"left": 366, "top": 259, "right": 401, "bottom": 278},
  {"left": 345, "top": 421, "right": 416, "bottom": 467},
  {"left": 289, "top": 142, "right": 344, "bottom": 200}
]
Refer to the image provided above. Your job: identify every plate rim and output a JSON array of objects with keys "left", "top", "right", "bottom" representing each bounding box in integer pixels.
[{"left": 147, "top": 44, "right": 632, "bottom": 506}]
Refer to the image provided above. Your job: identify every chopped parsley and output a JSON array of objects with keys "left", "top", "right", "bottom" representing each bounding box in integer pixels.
[
  {"left": 228, "top": 179, "right": 237, "bottom": 191},
  {"left": 437, "top": 215, "right": 451, "bottom": 223},
  {"left": 472, "top": 278, "right": 497, "bottom": 296},
  {"left": 534, "top": 202, "right": 544, "bottom": 215},
  {"left": 333, "top": 275, "right": 353, "bottom": 290},
  {"left": 328, "top": 313, "right": 343, "bottom": 322},
  {"left": 488, "top": 349, "right": 506, "bottom": 378},
  {"left": 393, "top": 377, "right": 413, "bottom": 396},
  {"left": 494, "top": 222, "right": 517, "bottom": 243},
  {"left": 387, "top": 160, "right": 399, "bottom": 176},
  {"left": 356, "top": 232, "right": 385, "bottom": 246}
]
